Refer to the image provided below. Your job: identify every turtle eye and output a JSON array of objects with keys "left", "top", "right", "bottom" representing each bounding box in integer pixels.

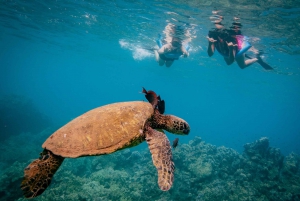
[
  {"left": 180, "top": 122, "right": 190, "bottom": 134},
  {"left": 182, "top": 125, "right": 188, "bottom": 134}
]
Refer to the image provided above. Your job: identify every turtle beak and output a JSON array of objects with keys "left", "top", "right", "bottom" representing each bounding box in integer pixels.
[
  {"left": 182, "top": 122, "right": 190, "bottom": 135},
  {"left": 166, "top": 115, "right": 190, "bottom": 135}
]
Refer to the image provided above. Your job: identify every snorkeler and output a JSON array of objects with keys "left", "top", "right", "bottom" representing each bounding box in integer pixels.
[
  {"left": 154, "top": 23, "right": 191, "bottom": 67},
  {"left": 207, "top": 26, "right": 236, "bottom": 66},
  {"left": 154, "top": 36, "right": 189, "bottom": 67},
  {"left": 207, "top": 13, "right": 273, "bottom": 70}
]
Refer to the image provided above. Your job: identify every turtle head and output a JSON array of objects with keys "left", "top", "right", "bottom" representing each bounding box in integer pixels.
[
  {"left": 164, "top": 115, "right": 190, "bottom": 135},
  {"left": 149, "top": 111, "right": 190, "bottom": 135}
]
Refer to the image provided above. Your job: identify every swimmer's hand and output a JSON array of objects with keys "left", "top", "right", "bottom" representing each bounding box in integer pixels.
[
  {"left": 183, "top": 51, "right": 189, "bottom": 57},
  {"left": 207, "top": 36, "right": 217, "bottom": 43},
  {"left": 226, "top": 41, "right": 237, "bottom": 48},
  {"left": 165, "top": 47, "right": 173, "bottom": 53}
]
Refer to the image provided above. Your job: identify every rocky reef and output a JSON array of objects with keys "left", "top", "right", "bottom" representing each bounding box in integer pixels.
[
  {"left": 0, "top": 132, "right": 299, "bottom": 201},
  {"left": 0, "top": 95, "right": 51, "bottom": 141}
]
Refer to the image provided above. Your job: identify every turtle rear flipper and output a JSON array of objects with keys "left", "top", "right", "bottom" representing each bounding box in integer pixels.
[
  {"left": 21, "top": 150, "right": 64, "bottom": 198},
  {"left": 145, "top": 127, "right": 174, "bottom": 191}
]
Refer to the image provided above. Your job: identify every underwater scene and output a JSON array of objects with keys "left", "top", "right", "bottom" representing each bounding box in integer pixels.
[{"left": 1, "top": 0, "right": 300, "bottom": 200}]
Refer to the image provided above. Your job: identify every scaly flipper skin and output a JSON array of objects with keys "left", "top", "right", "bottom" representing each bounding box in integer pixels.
[
  {"left": 145, "top": 126, "right": 175, "bottom": 191},
  {"left": 21, "top": 150, "right": 64, "bottom": 198}
]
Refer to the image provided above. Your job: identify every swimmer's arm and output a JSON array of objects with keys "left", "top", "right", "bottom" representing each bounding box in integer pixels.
[
  {"left": 227, "top": 41, "right": 236, "bottom": 64},
  {"left": 157, "top": 46, "right": 165, "bottom": 54},
  {"left": 181, "top": 46, "right": 189, "bottom": 57},
  {"left": 207, "top": 36, "right": 216, "bottom": 57},
  {"left": 157, "top": 44, "right": 171, "bottom": 54}
]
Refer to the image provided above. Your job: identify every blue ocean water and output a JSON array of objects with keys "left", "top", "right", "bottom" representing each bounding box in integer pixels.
[{"left": 1, "top": 0, "right": 300, "bottom": 200}]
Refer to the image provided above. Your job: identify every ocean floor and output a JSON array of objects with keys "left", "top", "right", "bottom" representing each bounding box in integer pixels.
[{"left": 0, "top": 129, "right": 299, "bottom": 201}]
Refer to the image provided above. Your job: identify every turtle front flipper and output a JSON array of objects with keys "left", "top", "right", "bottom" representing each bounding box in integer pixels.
[
  {"left": 145, "top": 127, "right": 174, "bottom": 191},
  {"left": 21, "top": 150, "right": 64, "bottom": 198}
]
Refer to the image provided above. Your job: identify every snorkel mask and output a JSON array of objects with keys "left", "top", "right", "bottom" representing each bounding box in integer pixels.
[{"left": 171, "top": 38, "right": 182, "bottom": 48}]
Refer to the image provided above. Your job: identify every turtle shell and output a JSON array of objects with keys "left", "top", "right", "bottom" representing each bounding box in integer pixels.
[{"left": 42, "top": 101, "right": 154, "bottom": 158}]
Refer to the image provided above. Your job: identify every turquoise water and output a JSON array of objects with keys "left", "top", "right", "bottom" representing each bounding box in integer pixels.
[{"left": 1, "top": 1, "right": 300, "bottom": 200}]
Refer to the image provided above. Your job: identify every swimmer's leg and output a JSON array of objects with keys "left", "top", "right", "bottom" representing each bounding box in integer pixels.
[
  {"left": 224, "top": 57, "right": 234, "bottom": 65},
  {"left": 165, "top": 60, "right": 174, "bottom": 67},
  {"left": 236, "top": 54, "right": 257, "bottom": 69},
  {"left": 245, "top": 54, "right": 273, "bottom": 70},
  {"left": 154, "top": 50, "right": 166, "bottom": 66},
  {"left": 154, "top": 50, "right": 160, "bottom": 62}
]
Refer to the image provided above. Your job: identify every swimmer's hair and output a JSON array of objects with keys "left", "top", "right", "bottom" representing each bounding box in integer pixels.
[{"left": 231, "top": 22, "right": 243, "bottom": 27}]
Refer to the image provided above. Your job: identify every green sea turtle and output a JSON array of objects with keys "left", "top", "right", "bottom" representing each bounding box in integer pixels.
[{"left": 21, "top": 88, "right": 190, "bottom": 198}]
